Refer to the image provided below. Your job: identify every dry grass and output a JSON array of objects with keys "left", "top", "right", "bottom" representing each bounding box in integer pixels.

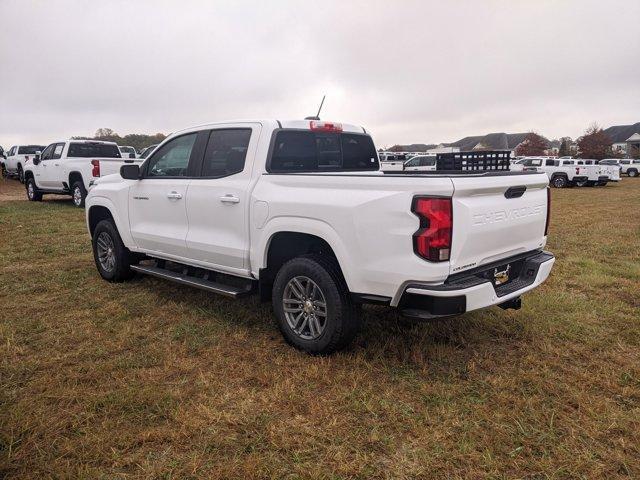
[{"left": 1, "top": 176, "right": 639, "bottom": 479}]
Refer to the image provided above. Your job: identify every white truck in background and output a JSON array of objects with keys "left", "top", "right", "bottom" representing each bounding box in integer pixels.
[
  {"left": 23, "top": 140, "right": 143, "bottom": 207},
  {"left": 512, "top": 157, "right": 589, "bottom": 188},
  {"left": 85, "top": 118, "right": 554, "bottom": 354},
  {"left": 600, "top": 158, "right": 640, "bottom": 177},
  {"left": 557, "top": 158, "right": 610, "bottom": 186},
  {"left": 403, "top": 154, "right": 437, "bottom": 172},
  {"left": 119, "top": 146, "right": 138, "bottom": 159},
  {"left": 577, "top": 159, "right": 620, "bottom": 183},
  {"left": 2, "top": 144, "right": 46, "bottom": 182}
]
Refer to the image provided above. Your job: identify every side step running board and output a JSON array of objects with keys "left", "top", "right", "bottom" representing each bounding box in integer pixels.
[{"left": 130, "top": 264, "right": 254, "bottom": 298}]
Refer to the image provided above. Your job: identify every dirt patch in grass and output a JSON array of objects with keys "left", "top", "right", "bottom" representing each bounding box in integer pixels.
[{"left": 1, "top": 179, "right": 639, "bottom": 478}]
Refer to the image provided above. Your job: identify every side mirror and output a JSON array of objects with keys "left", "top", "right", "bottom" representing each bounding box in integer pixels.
[
  {"left": 33, "top": 152, "right": 42, "bottom": 165},
  {"left": 120, "top": 164, "right": 140, "bottom": 180}
]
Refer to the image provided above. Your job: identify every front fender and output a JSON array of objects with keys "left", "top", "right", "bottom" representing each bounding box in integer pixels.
[{"left": 85, "top": 195, "right": 135, "bottom": 249}]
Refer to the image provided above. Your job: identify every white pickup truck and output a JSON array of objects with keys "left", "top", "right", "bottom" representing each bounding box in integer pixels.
[
  {"left": 2, "top": 144, "right": 46, "bottom": 182},
  {"left": 513, "top": 157, "right": 589, "bottom": 188},
  {"left": 555, "top": 159, "right": 611, "bottom": 186},
  {"left": 23, "top": 140, "right": 143, "bottom": 207},
  {"left": 85, "top": 119, "right": 555, "bottom": 354},
  {"left": 600, "top": 159, "right": 640, "bottom": 177},
  {"left": 119, "top": 146, "right": 138, "bottom": 159},
  {"left": 403, "top": 155, "right": 437, "bottom": 172}
]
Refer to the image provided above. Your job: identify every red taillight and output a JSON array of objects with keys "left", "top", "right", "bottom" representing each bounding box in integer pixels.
[
  {"left": 309, "top": 121, "right": 342, "bottom": 133},
  {"left": 412, "top": 197, "right": 452, "bottom": 262},
  {"left": 91, "top": 159, "right": 100, "bottom": 177},
  {"left": 544, "top": 186, "right": 551, "bottom": 236}
]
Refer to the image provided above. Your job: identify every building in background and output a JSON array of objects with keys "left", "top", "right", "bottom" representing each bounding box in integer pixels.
[{"left": 603, "top": 122, "right": 640, "bottom": 156}]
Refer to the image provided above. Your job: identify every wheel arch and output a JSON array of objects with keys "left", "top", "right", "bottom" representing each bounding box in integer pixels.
[
  {"left": 86, "top": 197, "right": 135, "bottom": 248},
  {"left": 255, "top": 224, "right": 353, "bottom": 302},
  {"left": 68, "top": 171, "right": 84, "bottom": 190}
]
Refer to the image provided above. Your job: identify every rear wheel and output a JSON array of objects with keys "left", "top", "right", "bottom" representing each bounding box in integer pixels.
[
  {"left": 17, "top": 164, "right": 24, "bottom": 183},
  {"left": 272, "top": 254, "right": 360, "bottom": 355},
  {"left": 92, "top": 219, "right": 136, "bottom": 281},
  {"left": 1, "top": 163, "right": 6, "bottom": 178},
  {"left": 71, "top": 181, "right": 87, "bottom": 208},
  {"left": 551, "top": 175, "right": 567, "bottom": 188},
  {"left": 26, "top": 177, "right": 42, "bottom": 202}
]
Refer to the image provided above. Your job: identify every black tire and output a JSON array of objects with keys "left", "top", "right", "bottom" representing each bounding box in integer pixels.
[
  {"left": 26, "top": 177, "right": 43, "bottom": 202},
  {"left": 628, "top": 169, "right": 638, "bottom": 178},
  {"left": 92, "top": 219, "right": 136, "bottom": 282},
  {"left": 272, "top": 254, "right": 360, "bottom": 355},
  {"left": 17, "top": 164, "right": 24, "bottom": 183},
  {"left": 1, "top": 163, "right": 6, "bottom": 178},
  {"left": 551, "top": 175, "right": 567, "bottom": 188},
  {"left": 71, "top": 180, "right": 87, "bottom": 208}
]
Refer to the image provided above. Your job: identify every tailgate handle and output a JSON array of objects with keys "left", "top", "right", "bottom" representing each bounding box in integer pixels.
[{"left": 504, "top": 186, "right": 526, "bottom": 199}]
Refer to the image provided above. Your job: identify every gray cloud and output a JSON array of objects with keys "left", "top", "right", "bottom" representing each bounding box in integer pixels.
[{"left": 1, "top": 0, "right": 638, "bottom": 148}]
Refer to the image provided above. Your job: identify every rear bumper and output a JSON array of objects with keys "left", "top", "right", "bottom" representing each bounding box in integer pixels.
[{"left": 394, "top": 250, "right": 555, "bottom": 319}]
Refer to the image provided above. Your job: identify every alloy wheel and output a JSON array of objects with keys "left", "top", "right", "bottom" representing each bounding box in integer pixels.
[
  {"left": 96, "top": 232, "right": 116, "bottom": 272},
  {"left": 282, "top": 276, "right": 328, "bottom": 340},
  {"left": 73, "top": 186, "right": 83, "bottom": 206}
]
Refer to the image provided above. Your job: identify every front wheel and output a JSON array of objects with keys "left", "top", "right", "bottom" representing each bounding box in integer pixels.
[
  {"left": 92, "top": 219, "right": 136, "bottom": 282},
  {"left": 552, "top": 175, "right": 567, "bottom": 188},
  {"left": 1, "top": 163, "right": 7, "bottom": 178},
  {"left": 628, "top": 169, "right": 638, "bottom": 178},
  {"left": 26, "top": 177, "right": 43, "bottom": 202},
  {"left": 18, "top": 165, "right": 24, "bottom": 183},
  {"left": 71, "top": 181, "right": 87, "bottom": 208},
  {"left": 272, "top": 254, "right": 360, "bottom": 355}
]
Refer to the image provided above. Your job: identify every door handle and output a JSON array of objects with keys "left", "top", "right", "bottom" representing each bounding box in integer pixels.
[
  {"left": 219, "top": 194, "right": 240, "bottom": 204},
  {"left": 167, "top": 191, "right": 183, "bottom": 200}
]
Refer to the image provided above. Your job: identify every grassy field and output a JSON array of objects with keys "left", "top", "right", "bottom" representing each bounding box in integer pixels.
[{"left": 1, "top": 176, "right": 639, "bottom": 479}]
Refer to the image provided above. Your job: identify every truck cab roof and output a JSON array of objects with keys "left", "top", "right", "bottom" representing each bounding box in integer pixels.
[{"left": 171, "top": 119, "right": 367, "bottom": 137}]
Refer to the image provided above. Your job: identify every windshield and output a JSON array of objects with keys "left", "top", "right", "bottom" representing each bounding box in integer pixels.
[
  {"left": 140, "top": 145, "right": 158, "bottom": 159},
  {"left": 68, "top": 142, "right": 122, "bottom": 158}
]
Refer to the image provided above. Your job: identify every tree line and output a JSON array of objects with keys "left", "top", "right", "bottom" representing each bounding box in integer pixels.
[
  {"left": 515, "top": 123, "right": 621, "bottom": 159},
  {"left": 72, "top": 128, "right": 167, "bottom": 153}
]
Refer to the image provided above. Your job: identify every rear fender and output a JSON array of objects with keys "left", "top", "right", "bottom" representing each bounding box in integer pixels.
[{"left": 252, "top": 217, "right": 355, "bottom": 291}]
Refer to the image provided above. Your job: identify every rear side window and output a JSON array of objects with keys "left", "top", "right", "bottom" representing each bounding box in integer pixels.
[
  {"left": 269, "top": 131, "right": 379, "bottom": 172},
  {"left": 201, "top": 129, "right": 251, "bottom": 177},
  {"left": 68, "top": 143, "right": 122, "bottom": 158},
  {"left": 17, "top": 146, "right": 44, "bottom": 155}
]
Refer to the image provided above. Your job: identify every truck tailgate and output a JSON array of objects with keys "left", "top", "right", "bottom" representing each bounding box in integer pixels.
[{"left": 449, "top": 173, "right": 549, "bottom": 274}]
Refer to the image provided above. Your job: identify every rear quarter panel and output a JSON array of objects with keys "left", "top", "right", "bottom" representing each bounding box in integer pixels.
[{"left": 251, "top": 173, "right": 454, "bottom": 298}]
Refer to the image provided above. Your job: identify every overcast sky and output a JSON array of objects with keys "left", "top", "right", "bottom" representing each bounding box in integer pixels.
[{"left": 1, "top": 0, "right": 638, "bottom": 148}]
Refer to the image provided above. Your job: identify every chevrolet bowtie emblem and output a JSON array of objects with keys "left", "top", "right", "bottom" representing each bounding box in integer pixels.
[{"left": 493, "top": 265, "right": 511, "bottom": 285}]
